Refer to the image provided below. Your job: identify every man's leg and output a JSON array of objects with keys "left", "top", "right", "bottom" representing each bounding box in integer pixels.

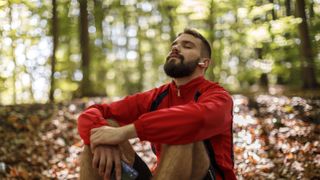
[
  {"left": 190, "top": 142, "right": 211, "bottom": 180},
  {"left": 153, "top": 142, "right": 210, "bottom": 180},
  {"left": 80, "top": 145, "right": 102, "bottom": 180},
  {"left": 79, "top": 120, "right": 136, "bottom": 180}
]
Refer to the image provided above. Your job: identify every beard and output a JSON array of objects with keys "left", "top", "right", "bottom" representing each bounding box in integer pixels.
[{"left": 164, "top": 55, "right": 200, "bottom": 78}]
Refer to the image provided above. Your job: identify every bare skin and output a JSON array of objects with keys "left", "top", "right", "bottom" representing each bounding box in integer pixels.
[
  {"left": 168, "top": 33, "right": 210, "bottom": 86},
  {"left": 153, "top": 143, "right": 210, "bottom": 180},
  {"left": 81, "top": 120, "right": 210, "bottom": 180},
  {"left": 80, "top": 120, "right": 136, "bottom": 180}
]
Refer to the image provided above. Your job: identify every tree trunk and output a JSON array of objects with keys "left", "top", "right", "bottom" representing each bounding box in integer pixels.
[
  {"left": 309, "top": 0, "right": 314, "bottom": 18},
  {"left": 268, "top": 0, "right": 277, "bottom": 20},
  {"left": 8, "top": 1, "right": 16, "bottom": 104},
  {"left": 166, "top": 6, "right": 176, "bottom": 42},
  {"left": 207, "top": 0, "right": 215, "bottom": 81},
  {"left": 93, "top": 0, "right": 104, "bottom": 44},
  {"left": 78, "top": 0, "right": 92, "bottom": 96},
  {"left": 295, "top": 0, "right": 318, "bottom": 89},
  {"left": 49, "top": 0, "right": 58, "bottom": 102},
  {"left": 137, "top": 24, "right": 144, "bottom": 92},
  {"left": 285, "top": 0, "right": 291, "bottom": 16},
  {"left": 93, "top": 0, "right": 108, "bottom": 96}
]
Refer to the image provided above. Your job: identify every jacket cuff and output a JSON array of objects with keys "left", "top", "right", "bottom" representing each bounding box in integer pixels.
[
  {"left": 134, "top": 120, "right": 146, "bottom": 141},
  {"left": 77, "top": 108, "right": 108, "bottom": 145}
]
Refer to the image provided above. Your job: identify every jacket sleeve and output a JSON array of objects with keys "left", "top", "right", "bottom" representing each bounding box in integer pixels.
[
  {"left": 77, "top": 89, "right": 158, "bottom": 145},
  {"left": 134, "top": 89, "right": 233, "bottom": 144}
]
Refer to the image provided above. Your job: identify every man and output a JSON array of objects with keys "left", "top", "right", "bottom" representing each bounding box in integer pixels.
[{"left": 78, "top": 28, "right": 236, "bottom": 180}]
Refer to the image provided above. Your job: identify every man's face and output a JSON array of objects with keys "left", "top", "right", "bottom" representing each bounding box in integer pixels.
[{"left": 164, "top": 33, "right": 203, "bottom": 78}]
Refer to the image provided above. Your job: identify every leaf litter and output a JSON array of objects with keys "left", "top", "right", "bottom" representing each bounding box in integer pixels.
[{"left": 0, "top": 95, "right": 319, "bottom": 179}]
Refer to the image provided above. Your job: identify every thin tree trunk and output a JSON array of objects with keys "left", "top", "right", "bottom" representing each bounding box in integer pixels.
[
  {"left": 207, "top": 0, "right": 215, "bottom": 81},
  {"left": 285, "top": 0, "right": 291, "bottom": 16},
  {"left": 137, "top": 24, "right": 144, "bottom": 92},
  {"left": 9, "top": 1, "right": 16, "bottom": 104},
  {"left": 49, "top": 0, "right": 58, "bottom": 102},
  {"left": 93, "top": 0, "right": 108, "bottom": 96},
  {"left": 78, "top": 0, "right": 92, "bottom": 96},
  {"left": 93, "top": 0, "right": 104, "bottom": 45},
  {"left": 166, "top": 6, "right": 176, "bottom": 42},
  {"left": 295, "top": 0, "right": 318, "bottom": 89},
  {"left": 269, "top": 0, "right": 277, "bottom": 20},
  {"left": 309, "top": 0, "right": 314, "bottom": 18}
]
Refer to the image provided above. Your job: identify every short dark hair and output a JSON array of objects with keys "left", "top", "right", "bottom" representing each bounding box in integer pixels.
[{"left": 177, "top": 28, "right": 212, "bottom": 59}]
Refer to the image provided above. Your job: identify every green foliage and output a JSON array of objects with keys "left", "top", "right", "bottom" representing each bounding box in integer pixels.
[{"left": 0, "top": 0, "right": 319, "bottom": 104}]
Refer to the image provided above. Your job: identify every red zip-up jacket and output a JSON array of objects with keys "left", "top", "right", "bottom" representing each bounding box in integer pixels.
[{"left": 77, "top": 76, "right": 236, "bottom": 180}]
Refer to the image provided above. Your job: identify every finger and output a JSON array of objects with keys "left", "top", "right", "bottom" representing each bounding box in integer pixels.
[
  {"left": 113, "top": 148, "right": 122, "bottom": 180},
  {"left": 90, "top": 133, "right": 100, "bottom": 152},
  {"left": 90, "top": 141, "right": 96, "bottom": 152},
  {"left": 121, "top": 153, "right": 131, "bottom": 165},
  {"left": 104, "top": 151, "right": 113, "bottom": 180},
  {"left": 98, "top": 151, "right": 106, "bottom": 176},
  {"left": 92, "top": 150, "right": 100, "bottom": 169}
]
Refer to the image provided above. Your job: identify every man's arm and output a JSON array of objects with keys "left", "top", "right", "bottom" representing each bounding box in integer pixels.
[
  {"left": 77, "top": 88, "right": 159, "bottom": 145},
  {"left": 133, "top": 90, "right": 233, "bottom": 145},
  {"left": 90, "top": 124, "right": 137, "bottom": 151}
]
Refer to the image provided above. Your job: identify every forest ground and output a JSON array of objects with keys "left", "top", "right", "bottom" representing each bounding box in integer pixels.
[{"left": 0, "top": 93, "right": 319, "bottom": 179}]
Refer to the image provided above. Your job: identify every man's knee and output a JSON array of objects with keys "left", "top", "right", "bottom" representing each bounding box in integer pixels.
[
  {"left": 162, "top": 143, "right": 194, "bottom": 154},
  {"left": 158, "top": 142, "right": 210, "bottom": 180},
  {"left": 191, "top": 142, "right": 210, "bottom": 180},
  {"left": 161, "top": 142, "right": 208, "bottom": 160}
]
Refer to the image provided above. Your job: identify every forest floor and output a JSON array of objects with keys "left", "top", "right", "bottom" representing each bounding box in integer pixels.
[{"left": 0, "top": 94, "right": 319, "bottom": 179}]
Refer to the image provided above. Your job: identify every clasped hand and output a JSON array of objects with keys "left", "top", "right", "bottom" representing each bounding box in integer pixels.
[
  {"left": 90, "top": 126, "right": 126, "bottom": 152},
  {"left": 89, "top": 124, "right": 137, "bottom": 180},
  {"left": 90, "top": 126, "right": 129, "bottom": 180},
  {"left": 90, "top": 124, "right": 137, "bottom": 151}
]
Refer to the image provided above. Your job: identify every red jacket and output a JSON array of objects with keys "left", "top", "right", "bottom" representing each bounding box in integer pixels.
[{"left": 77, "top": 76, "right": 236, "bottom": 180}]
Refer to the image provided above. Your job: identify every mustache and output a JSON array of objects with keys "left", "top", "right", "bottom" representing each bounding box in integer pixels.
[{"left": 166, "top": 53, "right": 184, "bottom": 61}]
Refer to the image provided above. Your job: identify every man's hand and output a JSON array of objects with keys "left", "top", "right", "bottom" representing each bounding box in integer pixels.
[
  {"left": 92, "top": 145, "right": 121, "bottom": 180},
  {"left": 90, "top": 124, "right": 137, "bottom": 152}
]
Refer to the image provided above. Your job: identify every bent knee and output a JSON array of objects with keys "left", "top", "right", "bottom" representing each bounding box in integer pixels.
[
  {"left": 161, "top": 143, "right": 193, "bottom": 152},
  {"left": 162, "top": 142, "right": 206, "bottom": 152},
  {"left": 161, "top": 142, "right": 209, "bottom": 164}
]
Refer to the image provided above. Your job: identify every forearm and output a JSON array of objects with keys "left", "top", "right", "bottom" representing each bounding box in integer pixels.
[
  {"left": 122, "top": 124, "right": 137, "bottom": 140},
  {"left": 134, "top": 94, "right": 233, "bottom": 144},
  {"left": 78, "top": 107, "right": 108, "bottom": 145}
]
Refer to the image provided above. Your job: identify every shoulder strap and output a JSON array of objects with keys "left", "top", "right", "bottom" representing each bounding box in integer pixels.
[
  {"left": 150, "top": 88, "right": 169, "bottom": 112},
  {"left": 149, "top": 87, "right": 169, "bottom": 154},
  {"left": 194, "top": 91, "right": 225, "bottom": 180}
]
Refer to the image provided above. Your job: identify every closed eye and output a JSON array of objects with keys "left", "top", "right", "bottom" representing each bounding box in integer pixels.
[{"left": 183, "top": 41, "right": 195, "bottom": 48}]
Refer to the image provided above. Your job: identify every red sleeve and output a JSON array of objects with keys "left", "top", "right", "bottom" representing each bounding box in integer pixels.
[
  {"left": 77, "top": 89, "right": 158, "bottom": 145},
  {"left": 133, "top": 90, "right": 233, "bottom": 144}
]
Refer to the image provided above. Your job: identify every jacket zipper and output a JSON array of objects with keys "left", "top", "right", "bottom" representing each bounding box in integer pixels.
[{"left": 177, "top": 88, "right": 181, "bottom": 97}]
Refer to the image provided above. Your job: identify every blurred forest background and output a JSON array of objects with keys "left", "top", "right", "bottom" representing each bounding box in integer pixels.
[
  {"left": 0, "top": 0, "right": 319, "bottom": 104},
  {"left": 0, "top": 0, "right": 320, "bottom": 179}
]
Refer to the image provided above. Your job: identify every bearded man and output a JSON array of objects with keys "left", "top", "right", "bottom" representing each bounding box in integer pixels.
[{"left": 77, "top": 28, "right": 237, "bottom": 180}]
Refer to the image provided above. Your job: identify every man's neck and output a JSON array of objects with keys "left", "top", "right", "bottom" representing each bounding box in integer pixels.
[{"left": 173, "top": 73, "right": 202, "bottom": 87}]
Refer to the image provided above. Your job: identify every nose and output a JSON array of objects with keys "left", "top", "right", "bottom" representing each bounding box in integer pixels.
[{"left": 171, "top": 44, "right": 180, "bottom": 53}]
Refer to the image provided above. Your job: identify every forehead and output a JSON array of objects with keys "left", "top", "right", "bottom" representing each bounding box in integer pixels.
[{"left": 173, "top": 33, "right": 202, "bottom": 47}]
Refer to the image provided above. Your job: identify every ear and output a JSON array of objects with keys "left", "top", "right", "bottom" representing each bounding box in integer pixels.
[{"left": 199, "top": 58, "right": 210, "bottom": 68}]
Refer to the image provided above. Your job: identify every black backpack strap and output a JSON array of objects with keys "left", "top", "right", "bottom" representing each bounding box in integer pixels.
[
  {"left": 204, "top": 140, "right": 225, "bottom": 180},
  {"left": 149, "top": 87, "right": 169, "bottom": 154},
  {"left": 150, "top": 88, "right": 169, "bottom": 112},
  {"left": 194, "top": 91, "right": 225, "bottom": 180}
]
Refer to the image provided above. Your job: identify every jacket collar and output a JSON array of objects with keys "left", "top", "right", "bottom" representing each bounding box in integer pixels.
[{"left": 169, "top": 76, "right": 205, "bottom": 97}]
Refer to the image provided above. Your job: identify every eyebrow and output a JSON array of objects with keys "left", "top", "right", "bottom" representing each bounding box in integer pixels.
[{"left": 171, "top": 40, "right": 196, "bottom": 47}]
